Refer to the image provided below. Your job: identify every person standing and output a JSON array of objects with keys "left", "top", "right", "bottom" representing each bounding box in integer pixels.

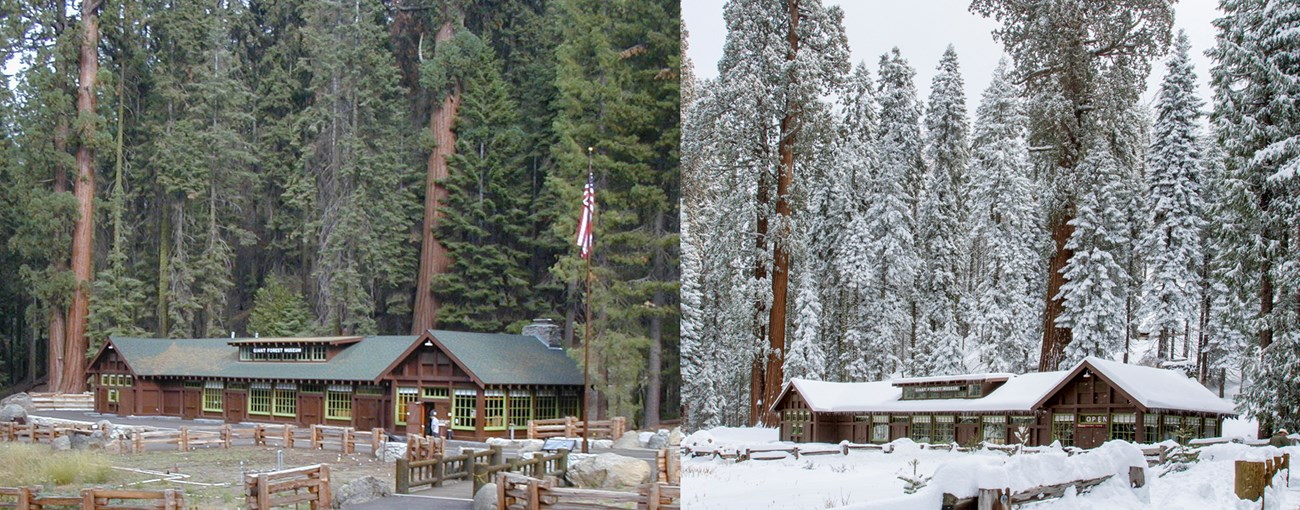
[
  {"left": 428, "top": 407, "right": 442, "bottom": 438},
  {"left": 1269, "top": 428, "right": 1291, "bottom": 447}
]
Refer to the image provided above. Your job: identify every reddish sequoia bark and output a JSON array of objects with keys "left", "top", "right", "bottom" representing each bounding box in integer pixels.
[
  {"left": 1038, "top": 213, "right": 1074, "bottom": 372},
  {"left": 411, "top": 19, "right": 461, "bottom": 334},
  {"left": 750, "top": 148, "right": 770, "bottom": 425},
  {"left": 63, "top": 0, "right": 103, "bottom": 393}
]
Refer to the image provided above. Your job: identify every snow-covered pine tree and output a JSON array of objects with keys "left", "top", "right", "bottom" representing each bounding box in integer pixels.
[
  {"left": 786, "top": 258, "right": 826, "bottom": 381},
  {"left": 1211, "top": 0, "right": 1300, "bottom": 435},
  {"left": 1138, "top": 31, "right": 1205, "bottom": 363},
  {"left": 868, "top": 48, "right": 925, "bottom": 376},
  {"left": 1197, "top": 139, "right": 1253, "bottom": 392},
  {"left": 1057, "top": 141, "right": 1131, "bottom": 366},
  {"left": 914, "top": 45, "right": 970, "bottom": 376},
  {"left": 967, "top": 59, "right": 1043, "bottom": 374}
]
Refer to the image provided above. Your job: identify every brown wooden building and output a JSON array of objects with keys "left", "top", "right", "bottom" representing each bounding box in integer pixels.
[
  {"left": 772, "top": 357, "right": 1236, "bottom": 448},
  {"left": 87, "top": 322, "right": 583, "bottom": 441}
]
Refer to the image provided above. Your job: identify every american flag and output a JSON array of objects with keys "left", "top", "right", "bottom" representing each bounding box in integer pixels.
[{"left": 575, "top": 172, "right": 595, "bottom": 259}]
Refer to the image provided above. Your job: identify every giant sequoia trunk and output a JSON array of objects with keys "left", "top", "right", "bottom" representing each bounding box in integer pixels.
[
  {"left": 1037, "top": 213, "right": 1074, "bottom": 372},
  {"left": 62, "top": 0, "right": 103, "bottom": 393},
  {"left": 412, "top": 20, "right": 461, "bottom": 334}
]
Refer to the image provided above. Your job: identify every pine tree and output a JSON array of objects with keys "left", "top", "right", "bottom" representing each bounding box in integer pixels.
[
  {"left": 248, "top": 276, "right": 313, "bottom": 337},
  {"left": 972, "top": 0, "right": 1175, "bottom": 370},
  {"left": 784, "top": 261, "right": 825, "bottom": 381},
  {"left": 967, "top": 60, "right": 1042, "bottom": 374},
  {"left": 869, "top": 47, "right": 924, "bottom": 375},
  {"left": 914, "top": 45, "right": 970, "bottom": 376},
  {"left": 431, "top": 31, "right": 537, "bottom": 333},
  {"left": 1138, "top": 31, "right": 1205, "bottom": 362}
]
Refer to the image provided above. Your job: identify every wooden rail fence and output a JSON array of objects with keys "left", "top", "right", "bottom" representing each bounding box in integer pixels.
[
  {"left": 0, "top": 422, "right": 108, "bottom": 445},
  {"left": 244, "top": 464, "right": 330, "bottom": 510},
  {"left": 1234, "top": 453, "right": 1289, "bottom": 501},
  {"left": 526, "top": 417, "right": 626, "bottom": 440},
  {"left": 941, "top": 466, "right": 1143, "bottom": 510},
  {"left": 495, "top": 472, "right": 680, "bottom": 510},
  {"left": 396, "top": 445, "right": 504, "bottom": 494},
  {"left": 406, "top": 433, "right": 444, "bottom": 461},
  {"left": 28, "top": 393, "right": 93, "bottom": 411},
  {"left": 656, "top": 448, "right": 679, "bottom": 484},
  {"left": 0, "top": 488, "right": 182, "bottom": 510},
  {"left": 472, "top": 449, "right": 569, "bottom": 494}
]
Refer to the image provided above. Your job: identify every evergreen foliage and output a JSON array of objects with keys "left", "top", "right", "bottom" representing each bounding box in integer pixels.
[{"left": 247, "top": 276, "right": 313, "bottom": 337}]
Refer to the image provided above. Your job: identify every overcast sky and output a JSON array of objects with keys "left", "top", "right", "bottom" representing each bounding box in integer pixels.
[{"left": 684, "top": 1, "right": 1223, "bottom": 112}]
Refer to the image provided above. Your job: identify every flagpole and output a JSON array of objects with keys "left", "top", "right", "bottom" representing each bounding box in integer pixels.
[{"left": 582, "top": 146, "right": 593, "bottom": 454}]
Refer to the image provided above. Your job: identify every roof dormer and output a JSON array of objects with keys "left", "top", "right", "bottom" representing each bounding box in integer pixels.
[{"left": 228, "top": 336, "right": 363, "bottom": 362}]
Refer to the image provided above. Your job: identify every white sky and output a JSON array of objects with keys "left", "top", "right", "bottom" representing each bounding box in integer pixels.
[{"left": 684, "top": 0, "right": 1223, "bottom": 112}]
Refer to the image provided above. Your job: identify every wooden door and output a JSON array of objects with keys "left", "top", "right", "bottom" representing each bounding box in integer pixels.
[
  {"left": 956, "top": 423, "right": 978, "bottom": 446},
  {"left": 162, "top": 390, "right": 182, "bottom": 415},
  {"left": 224, "top": 392, "right": 246, "bottom": 423},
  {"left": 890, "top": 423, "right": 908, "bottom": 441},
  {"left": 181, "top": 389, "right": 200, "bottom": 419},
  {"left": 1075, "top": 425, "right": 1107, "bottom": 448},
  {"left": 354, "top": 397, "right": 381, "bottom": 430},
  {"left": 300, "top": 394, "right": 323, "bottom": 426}
]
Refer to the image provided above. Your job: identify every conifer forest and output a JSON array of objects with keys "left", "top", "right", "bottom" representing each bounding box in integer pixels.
[
  {"left": 681, "top": 0, "right": 1300, "bottom": 435},
  {"left": 0, "top": 0, "right": 681, "bottom": 427}
]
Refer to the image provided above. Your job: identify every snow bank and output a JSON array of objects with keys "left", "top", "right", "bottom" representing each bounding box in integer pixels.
[{"left": 682, "top": 426, "right": 779, "bottom": 452}]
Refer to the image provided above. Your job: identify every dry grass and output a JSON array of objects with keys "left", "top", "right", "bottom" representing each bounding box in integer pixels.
[{"left": 0, "top": 443, "right": 115, "bottom": 486}]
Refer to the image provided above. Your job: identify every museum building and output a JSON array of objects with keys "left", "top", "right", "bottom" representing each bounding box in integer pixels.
[
  {"left": 86, "top": 322, "right": 584, "bottom": 441},
  {"left": 771, "top": 357, "right": 1237, "bottom": 448}
]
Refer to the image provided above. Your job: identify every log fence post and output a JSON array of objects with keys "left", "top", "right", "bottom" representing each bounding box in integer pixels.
[
  {"left": 396, "top": 458, "right": 410, "bottom": 494},
  {"left": 976, "top": 487, "right": 1010, "bottom": 510},
  {"left": 179, "top": 427, "right": 189, "bottom": 451},
  {"left": 372, "top": 427, "right": 384, "bottom": 457}
]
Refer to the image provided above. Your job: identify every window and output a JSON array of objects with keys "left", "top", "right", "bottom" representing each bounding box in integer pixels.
[
  {"left": 356, "top": 385, "right": 384, "bottom": 396},
  {"left": 983, "top": 416, "right": 1006, "bottom": 445},
  {"left": 202, "top": 381, "right": 223, "bottom": 413},
  {"left": 1203, "top": 417, "right": 1217, "bottom": 438},
  {"left": 535, "top": 390, "right": 558, "bottom": 420},
  {"left": 784, "top": 409, "right": 809, "bottom": 439},
  {"left": 509, "top": 389, "right": 532, "bottom": 429},
  {"left": 1052, "top": 414, "right": 1074, "bottom": 447},
  {"left": 1143, "top": 414, "right": 1158, "bottom": 443},
  {"left": 395, "top": 387, "right": 419, "bottom": 426},
  {"left": 1163, "top": 416, "right": 1180, "bottom": 442},
  {"left": 911, "top": 415, "right": 932, "bottom": 443},
  {"left": 326, "top": 385, "right": 352, "bottom": 420},
  {"left": 559, "top": 388, "right": 581, "bottom": 418},
  {"left": 184, "top": 381, "right": 202, "bottom": 389},
  {"left": 933, "top": 415, "right": 955, "bottom": 444},
  {"left": 453, "top": 389, "right": 477, "bottom": 430},
  {"left": 1111, "top": 413, "right": 1136, "bottom": 442},
  {"left": 484, "top": 390, "right": 506, "bottom": 430},
  {"left": 107, "top": 389, "right": 119, "bottom": 403},
  {"left": 902, "top": 387, "right": 916, "bottom": 400},
  {"left": 1010, "top": 416, "right": 1035, "bottom": 444},
  {"left": 249, "top": 383, "right": 272, "bottom": 415},
  {"left": 967, "top": 384, "right": 982, "bottom": 398},
  {"left": 871, "top": 415, "right": 889, "bottom": 443},
  {"left": 273, "top": 383, "right": 297, "bottom": 417},
  {"left": 422, "top": 387, "right": 450, "bottom": 400}
]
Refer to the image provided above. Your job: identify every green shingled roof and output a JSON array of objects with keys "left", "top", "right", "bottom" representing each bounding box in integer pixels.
[
  {"left": 428, "top": 330, "right": 583, "bottom": 386},
  {"left": 107, "top": 336, "right": 417, "bottom": 382}
]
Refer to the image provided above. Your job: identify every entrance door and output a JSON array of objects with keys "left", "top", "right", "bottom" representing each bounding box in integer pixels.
[
  {"left": 890, "top": 423, "right": 908, "bottom": 441},
  {"left": 181, "top": 389, "right": 200, "bottom": 419},
  {"left": 956, "top": 423, "right": 979, "bottom": 446},
  {"left": 354, "top": 397, "right": 381, "bottom": 430},
  {"left": 300, "top": 394, "right": 323, "bottom": 426},
  {"left": 224, "top": 392, "right": 246, "bottom": 423},
  {"left": 1076, "top": 414, "right": 1109, "bottom": 448},
  {"left": 162, "top": 390, "right": 182, "bottom": 415}
]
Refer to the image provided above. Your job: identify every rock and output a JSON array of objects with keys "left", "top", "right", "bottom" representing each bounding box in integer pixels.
[
  {"left": 105, "top": 438, "right": 124, "bottom": 453},
  {"left": 472, "top": 482, "right": 498, "bottom": 510},
  {"left": 518, "top": 439, "right": 543, "bottom": 453},
  {"left": 646, "top": 430, "right": 669, "bottom": 449},
  {"left": 380, "top": 442, "right": 407, "bottom": 462},
  {"left": 612, "top": 431, "right": 641, "bottom": 449},
  {"left": 332, "top": 476, "right": 391, "bottom": 509},
  {"left": 668, "top": 427, "right": 683, "bottom": 447},
  {"left": 51, "top": 435, "right": 71, "bottom": 451},
  {"left": 0, "top": 404, "right": 27, "bottom": 424},
  {"left": 0, "top": 393, "right": 35, "bottom": 415},
  {"left": 566, "top": 453, "right": 651, "bottom": 490},
  {"left": 69, "top": 433, "right": 91, "bottom": 450}
]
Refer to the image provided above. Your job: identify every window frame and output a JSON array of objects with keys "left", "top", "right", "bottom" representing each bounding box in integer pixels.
[
  {"left": 248, "top": 383, "right": 272, "bottom": 416},
  {"left": 483, "top": 389, "right": 506, "bottom": 431},
  {"left": 326, "top": 385, "right": 353, "bottom": 421},
  {"left": 202, "top": 381, "right": 224, "bottom": 413},
  {"left": 272, "top": 383, "right": 297, "bottom": 417},
  {"left": 395, "top": 387, "right": 419, "bottom": 426},
  {"left": 453, "top": 389, "right": 477, "bottom": 431}
]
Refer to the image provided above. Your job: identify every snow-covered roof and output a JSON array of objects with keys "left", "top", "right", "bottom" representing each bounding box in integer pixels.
[
  {"left": 891, "top": 372, "right": 1015, "bottom": 386},
  {"left": 776, "top": 357, "right": 1237, "bottom": 416},
  {"left": 1073, "top": 356, "right": 1236, "bottom": 415},
  {"left": 783, "top": 370, "right": 1068, "bottom": 414}
]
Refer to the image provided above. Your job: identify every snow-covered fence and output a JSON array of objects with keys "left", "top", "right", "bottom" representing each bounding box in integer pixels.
[
  {"left": 1233, "top": 453, "right": 1289, "bottom": 502},
  {"left": 942, "top": 468, "right": 1141, "bottom": 510},
  {"left": 494, "top": 471, "right": 680, "bottom": 510}
]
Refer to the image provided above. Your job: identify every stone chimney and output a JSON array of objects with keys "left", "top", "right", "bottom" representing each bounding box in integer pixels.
[{"left": 522, "top": 318, "right": 563, "bottom": 349}]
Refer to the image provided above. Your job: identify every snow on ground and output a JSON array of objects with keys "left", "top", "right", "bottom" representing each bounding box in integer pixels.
[
  {"left": 1223, "top": 417, "right": 1259, "bottom": 439},
  {"left": 682, "top": 427, "right": 1296, "bottom": 510}
]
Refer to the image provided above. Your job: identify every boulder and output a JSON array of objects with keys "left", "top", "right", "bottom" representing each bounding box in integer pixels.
[
  {"left": 0, "top": 404, "right": 28, "bottom": 424},
  {"left": 332, "top": 476, "right": 391, "bottom": 509},
  {"left": 646, "top": 430, "right": 670, "bottom": 449},
  {"left": 612, "top": 431, "right": 641, "bottom": 449},
  {"left": 0, "top": 393, "right": 35, "bottom": 415},
  {"left": 668, "top": 427, "right": 683, "bottom": 447},
  {"left": 69, "top": 433, "right": 91, "bottom": 450},
  {"left": 380, "top": 442, "right": 407, "bottom": 462},
  {"left": 51, "top": 435, "right": 71, "bottom": 451},
  {"left": 472, "top": 482, "right": 498, "bottom": 510},
  {"left": 566, "top": 453, "right": 651, "bottom": 490}
]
